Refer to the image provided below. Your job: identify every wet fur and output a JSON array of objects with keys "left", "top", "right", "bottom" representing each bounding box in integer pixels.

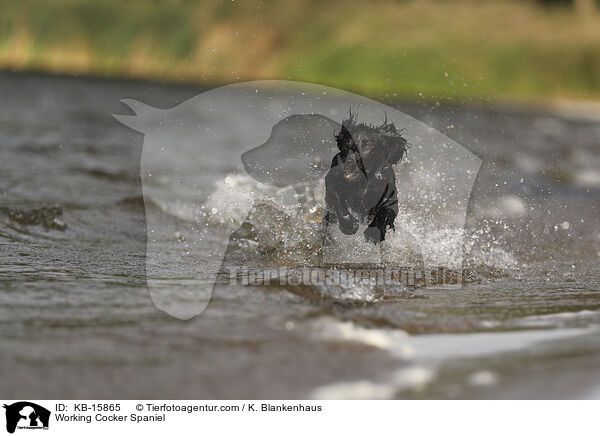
[{"left": 324, "top": 112, "right": 408, "bottom": 243}]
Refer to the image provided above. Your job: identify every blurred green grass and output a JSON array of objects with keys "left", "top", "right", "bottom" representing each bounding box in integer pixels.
[{"left": 1, "top": 0, "right": 599, "bottom": 101}]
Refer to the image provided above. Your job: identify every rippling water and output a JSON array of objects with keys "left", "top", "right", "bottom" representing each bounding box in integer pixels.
[{"left": 1, "top": 72, "right": 599, "bottom": 399}]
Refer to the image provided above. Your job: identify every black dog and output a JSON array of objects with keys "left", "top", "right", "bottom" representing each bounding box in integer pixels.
[{"left": 324, "top": 112, "right": 408, "bottom": 243}]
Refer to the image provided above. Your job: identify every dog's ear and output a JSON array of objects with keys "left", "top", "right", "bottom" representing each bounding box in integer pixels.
[
  {"left": 386, "top": 135, "right": 409, "bottom": 165},
  {"left": 335, "top": 124, "right": 354, "bottom": 157}
]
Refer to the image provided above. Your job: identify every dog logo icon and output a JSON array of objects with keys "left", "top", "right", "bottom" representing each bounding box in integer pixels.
[{"left": 3, "top": 402, "right": 50, "bottom": 434}]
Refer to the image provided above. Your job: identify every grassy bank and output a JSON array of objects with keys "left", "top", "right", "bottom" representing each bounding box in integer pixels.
[{"left": 1, "top": 0, "right": 599, "bottom": 101}]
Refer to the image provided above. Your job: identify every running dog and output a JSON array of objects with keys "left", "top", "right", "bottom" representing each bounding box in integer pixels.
[{"left": 324, "top": 112, "right": 409, "bottom": 243}]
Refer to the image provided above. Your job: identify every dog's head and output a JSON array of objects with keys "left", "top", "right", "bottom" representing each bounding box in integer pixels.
[{"left": 335, "top": 111, "right": 408, "bottom": 180}]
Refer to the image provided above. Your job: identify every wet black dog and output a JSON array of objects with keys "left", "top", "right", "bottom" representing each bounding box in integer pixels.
[{"left": 324, "top": 112, "right": 408, "bottom": 243}]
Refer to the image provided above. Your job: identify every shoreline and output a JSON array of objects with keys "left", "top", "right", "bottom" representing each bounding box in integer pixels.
[{"left": 2, "top": 69, "right": 600, "bottom": 122}]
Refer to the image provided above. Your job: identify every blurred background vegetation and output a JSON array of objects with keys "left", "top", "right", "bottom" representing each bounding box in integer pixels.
[{"left": 1, "top": 0, "right": 599, "bottom": 101}]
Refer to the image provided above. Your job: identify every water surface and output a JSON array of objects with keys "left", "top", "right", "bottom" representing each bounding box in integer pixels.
[{"left": 1, "top": 73, "right": 599, "bottom": 399}]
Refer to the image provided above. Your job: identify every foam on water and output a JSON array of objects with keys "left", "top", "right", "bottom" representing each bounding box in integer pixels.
[
  {"left": 510, "top": 310, "right": 600, "bottom": 328},
  {"left": 308, "top": 316, "right": 598, "bottom": 399},
  {"left": 310, "top": 366, "right": 434, "bottom": 400},
  {"left": 310, "top": 317, "right": 597, "bottom": 361},
  {"left": 205, "top": 173, "right": 300, "bottom": 229},
  {"left": 159, "top": 172, "right": 522, "bottom": 276}
]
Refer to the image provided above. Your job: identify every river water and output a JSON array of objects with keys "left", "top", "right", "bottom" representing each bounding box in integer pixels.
[{"left": 1, "top": 72, "right": 599, "bottom": 399}]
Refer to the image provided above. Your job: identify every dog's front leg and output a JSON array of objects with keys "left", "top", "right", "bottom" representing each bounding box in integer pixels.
[
  {"left": 336, "top": 195, "right": 359, "bottom": 235},
  {"left": 326, "top": 189, "right": 358, "bottom": 235},
  {"left": 364, "top": 182, "right": 398, "bottom": 243},
  {"left": 364, "top": 207, "right": 396, "bottom": 243}
]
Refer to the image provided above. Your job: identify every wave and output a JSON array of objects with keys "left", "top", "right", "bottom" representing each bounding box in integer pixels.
[
  {"left": 308, "top": 316, "right": 598, "bottom": 399},
  {"left": 0, "top": 205, "right": 67, "bottom": 231}
]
